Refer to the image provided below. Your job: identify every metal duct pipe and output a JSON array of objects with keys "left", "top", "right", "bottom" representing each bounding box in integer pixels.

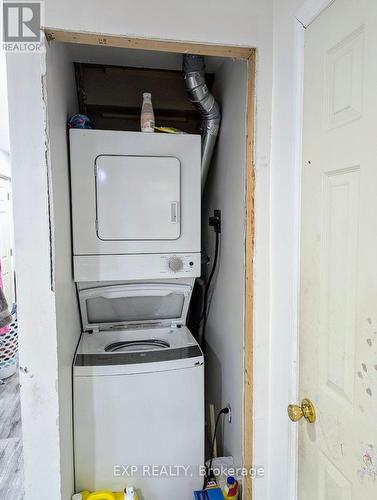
[{"left": 183, "top": 54, "right": 221, "bottom": 193}]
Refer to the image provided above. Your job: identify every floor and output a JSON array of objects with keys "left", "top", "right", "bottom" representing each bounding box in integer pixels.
[{"left": 0, "top": 370, "right": 24, "bottom": 499}]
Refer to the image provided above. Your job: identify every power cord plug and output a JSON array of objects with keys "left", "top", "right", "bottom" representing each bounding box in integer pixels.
[
  {"left": 219, "top": 406, "right": 230, "bottom": 417},
  {"left": 209, "top": 209, "right": 222, "bottom": 234}
]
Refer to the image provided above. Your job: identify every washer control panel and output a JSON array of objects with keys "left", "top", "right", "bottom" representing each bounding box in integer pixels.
[{"left": 160, "top": 253, "right": 200, "bottom": 276}]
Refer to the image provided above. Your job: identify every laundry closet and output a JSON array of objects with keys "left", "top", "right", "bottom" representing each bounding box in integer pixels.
[{"left": 45, "top": 38, "right": 249, "bottom": 499}]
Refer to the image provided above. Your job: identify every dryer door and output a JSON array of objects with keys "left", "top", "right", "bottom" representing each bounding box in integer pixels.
[{"left": 95, "top": 155, "right": 181, "bottom": 241}]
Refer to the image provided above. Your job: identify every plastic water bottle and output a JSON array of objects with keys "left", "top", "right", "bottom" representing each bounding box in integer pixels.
[{"left": 141, "top": 92, "right": 155, "bottom": 132}]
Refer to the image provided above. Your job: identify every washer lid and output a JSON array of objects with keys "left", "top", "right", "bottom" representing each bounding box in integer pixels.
[{"left": 78, "top": 283, "right": 193, "bottom": 332}]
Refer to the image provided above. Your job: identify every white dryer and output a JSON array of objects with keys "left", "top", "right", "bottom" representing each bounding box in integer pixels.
[
  {"left": 69, "top": 130, "right": 201, "bottom": 282},
  {"left": 73, "top": 280, "right": 204, "bottom": 499}
]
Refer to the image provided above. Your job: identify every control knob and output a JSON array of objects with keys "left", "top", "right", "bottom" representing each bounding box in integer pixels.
[{"left": 168, "top": 256, "right": 184, "bottom": 272}]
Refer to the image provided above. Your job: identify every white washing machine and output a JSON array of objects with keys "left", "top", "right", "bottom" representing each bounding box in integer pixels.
[{"left": 73, "top": 281, "right": 204, "bottom": 499}]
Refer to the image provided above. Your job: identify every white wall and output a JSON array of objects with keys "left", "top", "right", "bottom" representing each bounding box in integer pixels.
[
  {"left": 6, "top": 51, "right": 62, "bottom": 499},
  {"left": 268, "top": 0, "right": 306, "bottom": 499},
  {"left": 6, "top": 42, "right": 82, "bottom": 500},
  {"left": 203, "top": 59, "right": 247, "bottom": 466},
  {"left": 45, "top": 42, "right": 81, "bottom": 499},
  {"left": 45, "top": 0, "right": 271, "bottom": 49}
]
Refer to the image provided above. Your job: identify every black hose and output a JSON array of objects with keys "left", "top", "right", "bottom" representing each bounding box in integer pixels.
[{"left": 199, "top": 230, "right": 220, "bottom": 347}]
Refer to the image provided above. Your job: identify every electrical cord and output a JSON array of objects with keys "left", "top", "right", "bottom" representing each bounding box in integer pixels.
[
  {"left": 198, "top": 210, "right": 221, "bottom": 347},
  {"left": 198, "top": 230, "right": 220, "bottom": 346},
  {"left": 204, "top": 406, "right": 230, "bottom": 488}
]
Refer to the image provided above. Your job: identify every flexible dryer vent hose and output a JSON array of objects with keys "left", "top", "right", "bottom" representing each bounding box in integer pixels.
[{"left": 183, "top": 54, "right": 221, "bottom": 193}]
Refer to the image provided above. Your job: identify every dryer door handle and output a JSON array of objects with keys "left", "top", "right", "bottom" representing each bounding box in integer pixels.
[{"left": 170, "top": 201, "right": 180, "bottom": 223}]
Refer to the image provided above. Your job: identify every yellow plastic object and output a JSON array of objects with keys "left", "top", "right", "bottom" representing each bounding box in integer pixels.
[
  {"left": 80, "top": 491, "right": 127, "bottom": 500},
  {"left": 154, "top": 126, "right": 186, "bottom": 134}
]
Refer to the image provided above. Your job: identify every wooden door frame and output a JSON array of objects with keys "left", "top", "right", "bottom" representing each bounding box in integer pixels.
[{"left": 44, "top": 28, "right": 256, "bottom": 499}]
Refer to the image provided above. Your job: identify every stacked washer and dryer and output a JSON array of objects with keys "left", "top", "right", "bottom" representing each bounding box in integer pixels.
[{"left": 70, "top": 129, "right": 204, "bottom": 499}]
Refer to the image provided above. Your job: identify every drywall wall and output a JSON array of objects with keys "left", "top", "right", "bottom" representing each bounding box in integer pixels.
[
  {"left": 203, "top": 58, "right": 247, "bottom": 466},
  {"left": 6, "top": 50, "right": 62, "bottom": 499},
  {"left": 6, "top": 41, "right": 81, "bottom": 500},
  {"left": 45, "top": 42, "right": 81, "bottom": 499},
  {"left": 269, "top": 1, "right": 307, "bottom": 500},
  {"left": 45, "top": 0, "right": 271, "bottom": 49}
]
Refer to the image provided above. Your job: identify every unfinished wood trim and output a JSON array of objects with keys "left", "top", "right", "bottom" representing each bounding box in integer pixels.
[
  {"left": 44, "top": 28, "right": 254, "bottom": 60},
  {"left": 243, "top": 50, "right": 256, "bottom": 500}
]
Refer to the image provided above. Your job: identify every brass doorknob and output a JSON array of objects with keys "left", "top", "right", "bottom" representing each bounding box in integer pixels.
[{"left": 288, "top": 398, "right": 316, "bottom": 423}]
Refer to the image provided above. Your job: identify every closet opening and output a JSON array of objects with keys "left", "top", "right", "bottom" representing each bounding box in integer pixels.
[{"left": 42, "top": 32, "right": 255, "bottom": 499}]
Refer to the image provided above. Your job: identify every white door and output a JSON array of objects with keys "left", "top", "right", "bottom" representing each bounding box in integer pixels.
[
  {"left": 0, "top": 177, "right": 13, "bottom": 306},
  {"left": 95, "top": 155, "right": 181, "bottom": 241},
  {"left": 294, "top": 0, "right": 377, "bottom": 498}
]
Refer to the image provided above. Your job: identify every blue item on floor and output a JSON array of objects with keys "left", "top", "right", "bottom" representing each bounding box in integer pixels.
[{"left": 193, "top": 488, "right": 223, "bottom": 499}]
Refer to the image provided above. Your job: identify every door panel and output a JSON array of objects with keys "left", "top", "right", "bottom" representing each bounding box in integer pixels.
[
  {"left": 320, "top": 168, "right": 359, "bottom": 404},
  {"left": 95, "top": 155, "right": 181, "bottom": 241},
  {"left": 0, "top": 178, "right": 13, "bottom": 305},
  {"left": 298, "top": 1, "right": 377, "bottom": 498}
]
